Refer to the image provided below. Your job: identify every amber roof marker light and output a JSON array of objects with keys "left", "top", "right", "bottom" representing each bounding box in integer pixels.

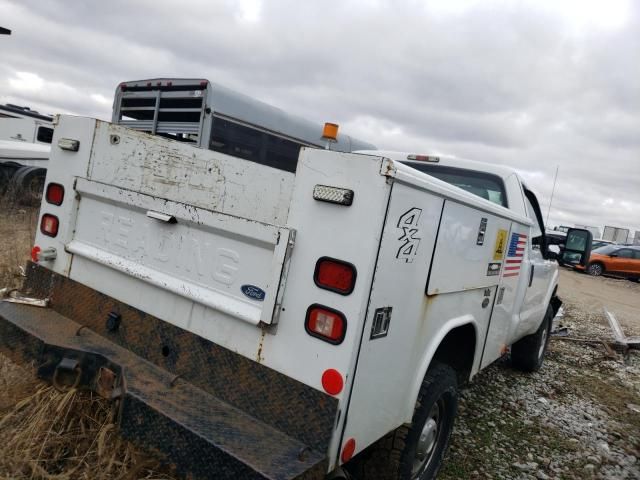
[{"left": 322, "top": 122, "right": 339, "bottom": 150}]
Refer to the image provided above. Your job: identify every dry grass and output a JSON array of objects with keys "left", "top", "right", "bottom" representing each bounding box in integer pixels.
[
  {"left": 0, "top": 192, "right": 175, "bottom": 480},
  {"left": 0, "top": 354, "right": 173, "bottom": 480},
  {"left": 0, "top": 200, "right": 38, "bottom": 289}
]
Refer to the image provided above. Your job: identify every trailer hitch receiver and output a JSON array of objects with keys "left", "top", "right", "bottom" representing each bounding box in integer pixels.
[{"left": 52, "top": 357, "right": 82, "bottom": 392}]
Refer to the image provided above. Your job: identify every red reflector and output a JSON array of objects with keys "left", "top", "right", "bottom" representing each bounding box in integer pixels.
[
  {"left": 45, "top": 183, "right": 64, "bottom": 205},
  {"left": 314, "top": 257, "right": 356, "bottom": 295},
  {"left": 31, "top": 245, "right": 41, "bottom": 262},
  {"left": 200, "top": 80, "right": 208, "bottom": 87},
  {"left": 341, "top": 438, "right": 356, "bottom": 463},
  {"left": 146, "top": 82, "right": 152, "bottom": 87},
  {"left": 167, "top": 81, "right": 173, "bottom": 86},
  {"left": 40, "top": 214, "right": 59, "bottom": 237},
  {"left": 321, "top": 369, "right": 344, "bottom": 396},
  {"left": 305, "top": 305, "right": 346, "bottom": 344}
]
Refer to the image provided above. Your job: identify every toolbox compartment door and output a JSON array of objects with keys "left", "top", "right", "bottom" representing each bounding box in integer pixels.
[
  {"left": 66, "top": 178, "right": 293, "bottom": 326},
  {"left": 427, "top": 201, "right": 513, "bottom": 295}
]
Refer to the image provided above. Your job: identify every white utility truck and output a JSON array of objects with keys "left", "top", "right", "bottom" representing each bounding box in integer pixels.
[{"left": 0, "top": 115, "right": 592, "bottom": 480}]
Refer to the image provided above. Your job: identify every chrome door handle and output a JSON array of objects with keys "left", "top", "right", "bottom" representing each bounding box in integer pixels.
[{"left": 146, "top": 210, "right": 177, "bottom": 224}]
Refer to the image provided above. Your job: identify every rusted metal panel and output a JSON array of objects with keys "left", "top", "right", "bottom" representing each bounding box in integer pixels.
[
  {"left": 22, "top": 262, "right": 337, "bottom": 453},
  {"left": 88, "top": 122, "right": 296, "bottom": 226},
  {"left": 0, "top": 299, "right": 328, "bottom": 479}
]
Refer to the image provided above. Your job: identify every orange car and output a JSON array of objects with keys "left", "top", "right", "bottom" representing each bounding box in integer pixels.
[{"left": 576, "top": 245, "right": 640, "bottom": 280}]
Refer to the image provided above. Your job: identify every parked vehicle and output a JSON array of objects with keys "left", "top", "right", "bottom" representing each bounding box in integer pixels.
[
  {"left": 112, "top": 78, "right": 376, "bottom": 169},
  {"left": 602, "top": 225, "right": 630, "bottom": 244},
  {"left": 0, "top": 139, "right": 49, "bottom": 203},
  {"left": 0, "top": 103, "right": 54, "bottom": 145},
  {"left": 576, "top": 245, "right": 640, "bottom": 281},
  {"left": 0, "top": 116, "right": 591, "bottom": 480},
  {"left": 546, "top": 232, "right": 614, "bottom": 267},
  {"left": 0, "top": 105, "right": 53, "bottom": 203}
]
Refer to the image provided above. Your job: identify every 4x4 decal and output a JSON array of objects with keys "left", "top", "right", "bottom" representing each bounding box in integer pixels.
[{"left": 396, "top": 208, "right": 422, "bottom": 263}]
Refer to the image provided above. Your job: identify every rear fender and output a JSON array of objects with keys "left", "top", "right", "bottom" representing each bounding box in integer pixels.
[{"left": 403, "top": 314, "right": 479, "bottom": 423}]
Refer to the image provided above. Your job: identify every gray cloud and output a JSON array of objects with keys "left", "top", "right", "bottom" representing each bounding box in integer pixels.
[{"left": 1, "top": 0, "right": 638, "bottom": 235}]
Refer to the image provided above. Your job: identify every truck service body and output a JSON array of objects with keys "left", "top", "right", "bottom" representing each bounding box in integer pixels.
[{"left": 0, "top": 114, "right": 591, "bottom": 479}]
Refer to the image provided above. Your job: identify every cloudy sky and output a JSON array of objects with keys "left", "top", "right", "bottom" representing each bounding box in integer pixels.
[{"left": 2, "top": 0, "right": 639, "bottom": 237}]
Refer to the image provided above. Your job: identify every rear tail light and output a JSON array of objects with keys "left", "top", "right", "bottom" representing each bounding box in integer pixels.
[
  {"left": 305, "top": 305, "right": 346, "bottom": 344},
  {"left": 40, "top": 214, "right": 59, "bottom": 237},
  {"left": 45, "top": 183, "right": 64, "bottom": 205},
  {"left": 314, "top": 257, "right": 356, "bottom": 295}
]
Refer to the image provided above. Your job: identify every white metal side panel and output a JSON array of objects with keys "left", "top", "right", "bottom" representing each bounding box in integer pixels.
[
  {"left": 68, "top": 178, "right": 291, "bottom": 326},
  {"left": 427, "top": 201, "right": 513, "bottom": 295},
  {"left": 87, "top": 121, "right": 295, "bottom": 226},
  {"left": 34, "top": 116, "right": 98, "bottom": 276},
  {"left": 338, "top": 183, "right": 444, "bottom": 459}
]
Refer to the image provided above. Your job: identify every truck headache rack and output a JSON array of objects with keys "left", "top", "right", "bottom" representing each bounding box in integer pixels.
[
  {"left": 114, "top": 81, "right": 207, "bottom": 143},
  {"left": 0, "top": 264, "right": 337, "bottom": 480}
]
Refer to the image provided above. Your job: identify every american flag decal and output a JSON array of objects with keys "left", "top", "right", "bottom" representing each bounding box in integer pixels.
[{"left": 504, "top": 232, "right": 527, "bottom": 277}]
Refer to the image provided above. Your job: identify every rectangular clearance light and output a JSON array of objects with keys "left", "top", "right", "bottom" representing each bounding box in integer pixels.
[
  {"left": 58, "top": 138, "right": 80, "bottom": 152},
  {"left": 314, "top": 257, "right": 356, "bottom": 295},
  {"left": 305, "top": 304, "right": 347, "bottom": 344},
  {"left": 313, "top": 185, "right": 354, "bottom": 206},
  {"left": 407, "top": 154, "right": 439, "bottom": 163}
]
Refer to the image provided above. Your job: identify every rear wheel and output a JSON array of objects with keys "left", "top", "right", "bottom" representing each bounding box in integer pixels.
[
  {"left": 350, "top": 362, "right": 458, "bottom": 480},
  {"left": 511, "top": 305, "right": 553, "bottom": 372},
  {"left": 587, "top": 262, "right": 604, "bottom": 276},
  {"left": 14, "top": 166, "right": 46, "bottom": 206}
]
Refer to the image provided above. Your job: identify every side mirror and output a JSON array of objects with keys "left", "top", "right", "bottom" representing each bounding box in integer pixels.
[
  {"left": 547, "top": 251, "right": 558, "bottom": 261},
  {"left": 610, "top": 253, "right": 618, "bottom": 258},
  {"left": 560, "top": 228, "right": 593, "bottom": 267}
]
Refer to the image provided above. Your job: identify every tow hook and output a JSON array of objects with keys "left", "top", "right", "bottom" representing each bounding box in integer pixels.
[
  {"left": 96, "top": 366, "right": 122, "bottom": 400},
  {"left": 52, "top": 357, "right": 82, "bottom": 392}
]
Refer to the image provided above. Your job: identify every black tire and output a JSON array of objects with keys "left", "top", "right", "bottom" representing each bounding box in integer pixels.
[
  {"left": 587, "top": 262, "right": 604, "bottom": 276},
  {"left": 14, "top": 166, "right": 46, "bottom": 206},
  {"left": 511, "top": 305, "right": 553, "bottom": 372},
  {"left": 0, "top": 162, "right": 22, "bottom": 197},
  {"left": 350, "top": 362, "right": 458, "bottom": 480}
]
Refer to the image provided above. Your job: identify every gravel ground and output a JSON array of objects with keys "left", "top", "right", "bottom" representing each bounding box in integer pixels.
[
  {"left": 440, "top": 298, "right": 640, "bottom": 480},
  {"left": 1, "top": 206, "right": 638, "bottom": 479}
]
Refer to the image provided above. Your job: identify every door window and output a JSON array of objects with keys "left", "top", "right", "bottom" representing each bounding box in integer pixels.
[
  {"left": 523, "top": 195, "right": 542, "bottom": 244},
  {"left": 616, "top": 249, "right": 634, "bottom": 259}
]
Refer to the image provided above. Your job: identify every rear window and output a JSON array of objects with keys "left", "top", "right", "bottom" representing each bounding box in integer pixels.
[
  {"left": 404, "top": 163, "right": 508, "bottom": 207},
  {"left": 210, "top": 117, "right": 301, "bottom": 173}
]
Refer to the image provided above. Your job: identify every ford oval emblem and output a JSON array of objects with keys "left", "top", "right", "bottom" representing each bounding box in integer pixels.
[{"left": 241, "top": 285, "right": 266, "bottom": 301}]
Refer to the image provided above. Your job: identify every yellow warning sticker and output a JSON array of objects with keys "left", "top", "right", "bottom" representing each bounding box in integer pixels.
[{"left": 493, "top": 229, "right": 508, "bottom": 260}]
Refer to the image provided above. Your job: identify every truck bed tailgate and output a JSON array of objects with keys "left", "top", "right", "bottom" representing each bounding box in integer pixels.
[{"left": 68, "top": 178, "right": 293, "bottom": 325}]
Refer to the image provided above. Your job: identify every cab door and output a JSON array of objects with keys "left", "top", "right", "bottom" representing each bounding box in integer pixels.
[{"left": 519, "top": 192, "right": 553, "bottom": 328}]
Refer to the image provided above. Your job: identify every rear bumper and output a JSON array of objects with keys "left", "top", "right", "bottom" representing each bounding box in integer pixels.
[{"left": 0, "top": 263, "right": 337, "bottom": 480}]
